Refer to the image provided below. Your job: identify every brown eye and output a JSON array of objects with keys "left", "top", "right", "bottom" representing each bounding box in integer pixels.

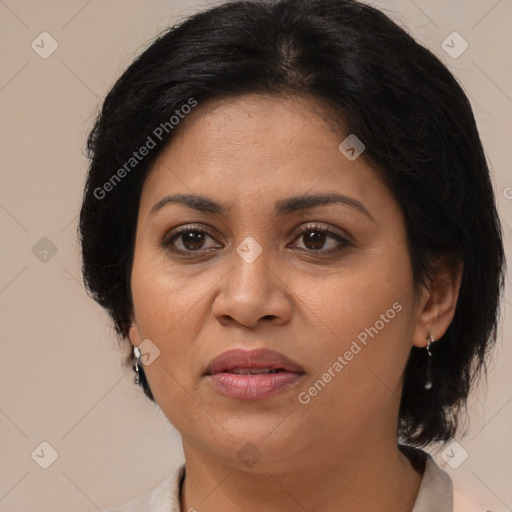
[
  {"left": 178, "top": 231, "right": 208, "bottom": 250},
  {"left": 302, "top": 230, "right": 328, "bottom": 250},
  {"left": 290, "top": 224, "right": 352, "bottom": 255},
  {"left": 161, "top": 223, "right": 351, "bottom": 257},
  {"left": 161, "top": 225, "right": 220, "bottom": 253}
]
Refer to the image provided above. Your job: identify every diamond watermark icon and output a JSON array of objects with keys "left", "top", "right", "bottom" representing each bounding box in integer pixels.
[
  {"left": 32, "top": 237, "right": 58, "bottom": 263},
  {"left": 31, "top": 441, "right": 59, "bottom": 469},
  {"left": 237, "top": 442, "right": 262, "bottom": 468},
  {"left": 236, "top": 236, "right": 263, "bottom": 264},
  {"left": 138, "top": 338, "right": 161, "bottom": 366},
  {"left": 31, "top": 32, "right": 59, "bottom": 59},
  {"left": 441, "top": 32, "right": 468, "bottom": 59},
  {"left": 441, "top": 441, "right": 469, "bottom": 469},
  {"left": 339, "top": 134, "right": 365, "bottom": 161}
]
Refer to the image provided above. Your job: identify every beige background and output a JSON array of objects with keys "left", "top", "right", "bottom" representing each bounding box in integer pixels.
[{"left": 0, "top": 0, "right": 511, "bottom": 510}]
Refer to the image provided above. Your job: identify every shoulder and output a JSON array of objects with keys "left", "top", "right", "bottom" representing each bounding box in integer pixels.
[
  {"left": 400, "top": 444, "right": 486, "bottom": 512},
  {"left": 400, "top": 444, "right": 454, "bottom": 512},
  {"left": 104, "top": 463, "right": 185, "bottom": 512}
]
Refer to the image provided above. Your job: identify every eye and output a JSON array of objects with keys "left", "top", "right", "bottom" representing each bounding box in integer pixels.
[
  {"left": 289, "top": 223, "right": 352, "bottom": 254},
  {"left": 161, "top": 222, "right": 352, "bottom": 256},
  {"left": 161, "top": 224, "right": 220, "bottom": 253}
]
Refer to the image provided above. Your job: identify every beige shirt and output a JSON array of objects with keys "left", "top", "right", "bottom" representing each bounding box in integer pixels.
[{"left": 106, "top": 446, "right": 469, "bottom": 512}]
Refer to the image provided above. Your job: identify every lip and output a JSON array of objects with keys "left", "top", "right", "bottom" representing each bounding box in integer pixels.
[
  {"left": 205, "top": 348, "right": 305, "bottom": 375},
  {"left": 205, "top": 348, "right": 306, "bottom": 401}
]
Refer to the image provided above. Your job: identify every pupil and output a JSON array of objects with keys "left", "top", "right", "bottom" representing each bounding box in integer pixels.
[
  {"left": 183, "top": 231, "right": 205, "bottom": 250},
  {"left": 305, "top": 231, "right": 325, "bottom": 250}
]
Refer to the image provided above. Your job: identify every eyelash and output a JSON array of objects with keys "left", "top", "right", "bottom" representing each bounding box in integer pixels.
[{"left": 160, "top": 223, "right": 352, "bottom": 256}]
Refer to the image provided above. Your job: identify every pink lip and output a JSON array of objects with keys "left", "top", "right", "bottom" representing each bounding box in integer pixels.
[
  {"left": 206, "top": 348, "right": 305, "bottom": 375},
  {"left": 205, "top": 348, "right": 305, "bottom": 401},
  {"left": 207, "top": 372, "right": 305, "bottom": 400}
]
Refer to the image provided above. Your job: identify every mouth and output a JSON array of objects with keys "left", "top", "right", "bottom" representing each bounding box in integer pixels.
[
  {"left": 205, "top": 347, "right": 305, "bottom": 376},
  {"left": 205, "top": 348, "right": 305, "bottom": 401},
  {"left": 221, "top": 367, "right": 285, "bottom": 374},
  {"left": 206, "top": 370, "right": 305, "bottom": 401}
]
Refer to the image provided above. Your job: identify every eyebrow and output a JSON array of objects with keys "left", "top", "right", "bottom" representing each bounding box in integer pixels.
[{"left": 149, "top": 192, "right": 375, "bottom": 222}]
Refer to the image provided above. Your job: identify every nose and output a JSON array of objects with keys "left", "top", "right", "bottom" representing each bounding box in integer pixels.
[{"left": 211, "top": 240, "right": 292, "bottom": 328}]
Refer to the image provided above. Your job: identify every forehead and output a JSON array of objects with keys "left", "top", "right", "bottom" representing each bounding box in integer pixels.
[{"left": 140, "top": 93, "right": 389, "bottom": 216}]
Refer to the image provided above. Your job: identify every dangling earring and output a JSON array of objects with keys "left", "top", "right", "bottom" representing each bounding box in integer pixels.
[
  {"left": 133, "top": 345, "right": 142, "bottom": 385},
  {"left": 424, "top": 333, "right": 435, "bottom": 390}
]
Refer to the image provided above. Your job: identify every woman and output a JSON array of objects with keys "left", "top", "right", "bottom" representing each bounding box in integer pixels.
[{"left": 78, "top": 0, "right": 505, "bottom": 511}]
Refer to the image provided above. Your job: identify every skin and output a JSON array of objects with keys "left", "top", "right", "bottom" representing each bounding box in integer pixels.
[{"left": 128, "top": 93, "right": 463, "bottom": 512}]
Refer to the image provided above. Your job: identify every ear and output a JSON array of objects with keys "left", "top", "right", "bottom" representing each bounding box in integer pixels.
[
  {"left": 128, "top": 320, "right": 142, "bottom": 348},
  {"left": 412, "top": 256, "right": 463, "bottom": 348}
]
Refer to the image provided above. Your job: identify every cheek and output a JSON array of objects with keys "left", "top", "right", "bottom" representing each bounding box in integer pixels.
[
  {"left": 296, "top": 244, "right": 412, "bottom": 344},
  {"left": 129, "top": 253, "right": 195, "bottom": 384},
  {"left": 130, "top": 244, "right": 208, "bottom": 335},
  {"left": 293, "top": 249, "right": 414, "bottom": 406}
]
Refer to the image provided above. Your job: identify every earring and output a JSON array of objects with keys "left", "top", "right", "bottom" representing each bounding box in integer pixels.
[
  {"left": 424, "top": 333, "right": 435, "bottom": 390},
  {"left": 133, "top": 345, "right": 142, "bottom": 385}
]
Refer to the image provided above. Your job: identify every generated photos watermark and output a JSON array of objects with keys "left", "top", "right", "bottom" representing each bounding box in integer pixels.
[
  {"left": 298, "top": 301, "right": 403, "bottom": 405},
  {"left": 93, "top": 97, "right": 198, "bottom": 200}
]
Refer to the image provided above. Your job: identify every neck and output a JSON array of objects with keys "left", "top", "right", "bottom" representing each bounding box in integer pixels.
[{"left": 179, "top": 439, "right": 424, "bottom": 512}]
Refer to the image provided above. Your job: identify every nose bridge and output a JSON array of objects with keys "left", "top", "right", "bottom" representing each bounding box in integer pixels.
[
  {"left": 212, "top": 233, "right": 291, "bottom": 326},
  {"left": 229, "top": 235, "right": 272, "bottom": 296}
]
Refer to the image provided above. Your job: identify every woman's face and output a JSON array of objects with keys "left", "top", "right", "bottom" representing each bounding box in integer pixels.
[{"left": 128, "top": 94, "right": 430, "bottom": 471}]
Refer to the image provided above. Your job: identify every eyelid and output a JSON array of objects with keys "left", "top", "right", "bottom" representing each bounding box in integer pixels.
[
  {"left": 290, "top": 222, "right": 352, "bottom": 243},
  {"left": 161, "top": 221, "right": 353, "bottom": 254},
  {"left": 161, "top": 222, "right": 218, "bottom": 245}
]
